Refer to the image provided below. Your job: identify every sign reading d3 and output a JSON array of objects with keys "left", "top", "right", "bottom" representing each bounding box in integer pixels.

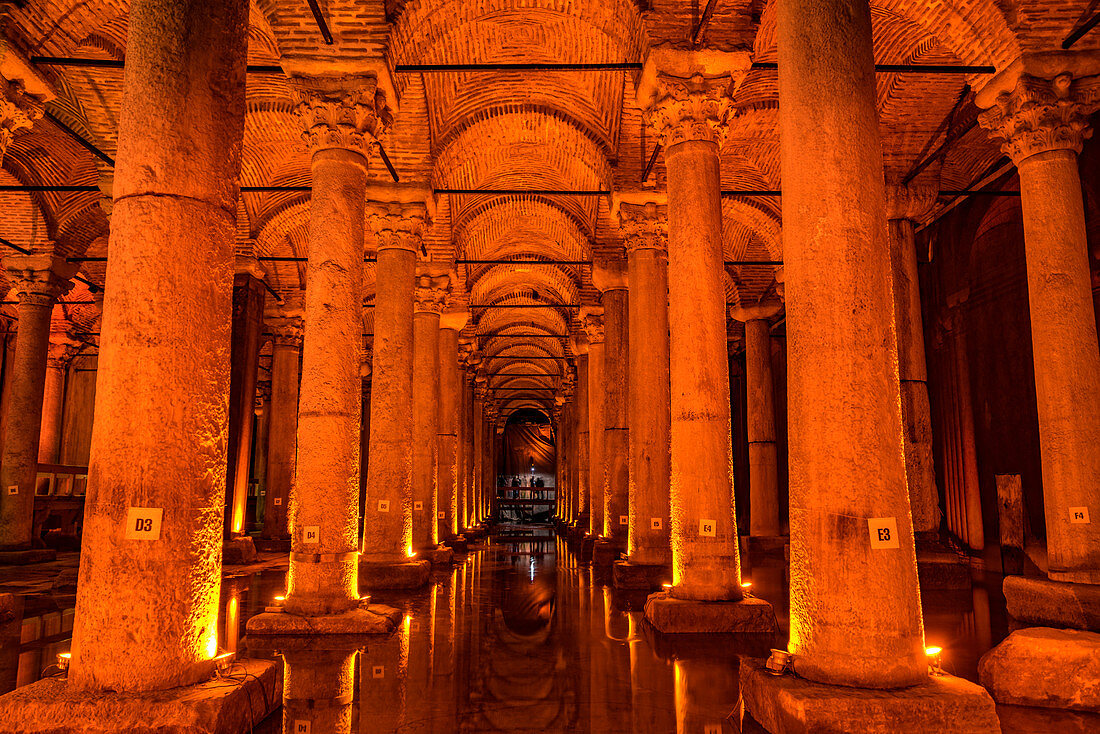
[{"left": 125, "top": 507, "right": 164, "bottom": 540}]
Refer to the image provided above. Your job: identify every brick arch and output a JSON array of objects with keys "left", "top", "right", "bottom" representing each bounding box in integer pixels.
[
  {"left": 456, "top": 198, "right": 591, "bottom": 263},
  {"left": 470, "top": 264, "right": 580, "bottom": 306}
]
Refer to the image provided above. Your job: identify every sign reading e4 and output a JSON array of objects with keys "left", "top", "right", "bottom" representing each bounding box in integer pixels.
[
  {"left": 125, "top": 508, "right": 164, "bottom": 540},
  {"left": 699, "top": 519, "right": 716, "bottom": 537}
]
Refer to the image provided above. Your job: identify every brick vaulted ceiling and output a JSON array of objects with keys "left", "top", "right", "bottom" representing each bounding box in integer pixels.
[{"left": 1, "top": 0, "right": 1098, "bottom": 416}]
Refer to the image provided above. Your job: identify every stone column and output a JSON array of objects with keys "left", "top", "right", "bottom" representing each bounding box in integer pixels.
[
  {"left": 411, "top": 272, "right": 449, "bottom": 552},
  {"left": 472, "top": 380, "right": 487, "bottom": 526},
  {"left": 637, "top": 51, "right": 745, "bottom": 602},
  {"left": 484, "top": 407, "right": 500, "bottom": 520},
  {"left": 252, "top": 383, "right": 270, "bottom": 503},
  {"left": 593, "top": 263, "right": 629, "bottom": 559},
  {"left": 729, "top": 306, "right": 782, "bottom": 539},
  {"left": 573, "top": 346, "right": 591, "bottom": 532},
  {"left": 225, "top": 257, "right": 266, "bottom": 542},
  {"left": 362, "top": 202, "right": 425, "bottom": 567},
  {"left": 885, "top": 184, "right": 942, "bottom": 536},
  {"left": 39, "top": 335, "right": 79, "bottom": 466},
  {"left": 438, "top": 311, "right": 469, "bottom": 544},
  {"left": 777, "top": 0, "right": 924, "bottom": 687},
  {"left": 0, "top": 255, "right": 75, "bottom": 553},
  {"left": 580, "top": 309, "right": 606, "bottom": 543},
  {"left": 618, "top": 202, "right": 672, "bottom": 575},
  {"left": 261, "top": 314, "right": 302, "bottom": 542},
  {"left": 68, "top": 0, "right": 249, "bottom": 690},
  {"left": 978, "top": 68, "right": 1100, "bottom": 584}
]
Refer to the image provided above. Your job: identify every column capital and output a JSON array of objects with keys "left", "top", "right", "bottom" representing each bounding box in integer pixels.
[
  {"left": 290, "top": 75, "right": 391, "bottom": 158},
  {"left": 0, "top": 78, "right": 44, "bottom": 158},
  {"left": 569, "top": 332, "right": 589, "bottom": 355},
  {"left": 440, "top": 309, "right": 470, "bottom": 332},
  {"left": 266, "top": 314, "right": 304, "bottom": 348},
  {"left": 618, "top": 201, "right": 668, "bottom": 254},
  {"left": 2, "top": 254, "right": 77, "bottom": 307},
  {"left": 579, "top": 306, "right": 605, "bottom": 344},
  {"left": 367, "top": 201, "right": 428, "bottom": 253},
  {"left": 413, "top": 272, "right": 451, "bottom": 315},
  {"left": 234, "top": 252, "right": 265, "bottom": 280},
  {"left": 636, "top": 48, "right": 751, "bottom": 149},
  {"left": 729, "top": 302, "right": 783, "bottom": 323},
  {"left": 978, "top": 70, "right": 1100, "bottom": 163},
  {"left": 884, "top": 182, "right": 939, "bottom": 222},
  {"left": 46, "top": 333, "right": 81, "bottom": 371},
  {"left": 591, "top": 259, "right": 628, "bottom": 294},
  {"left": 254, "top": 382, "right": 270, "bottom": 415}
]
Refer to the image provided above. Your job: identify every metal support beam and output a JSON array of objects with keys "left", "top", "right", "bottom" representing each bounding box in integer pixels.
[
  {"left": 305, "top": 0, "right": 335, "bottom": 45},
  {"left": 1063, "top": 11, "right": 1100, "bottom": 48},
  {"left": 395, "top": 63, "right": 642, "bottom": 72}
]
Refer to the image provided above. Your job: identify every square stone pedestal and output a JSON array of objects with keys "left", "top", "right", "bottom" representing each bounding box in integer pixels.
[
  {"left": 978, "top": 627, "right": 1100, "bottom": 711},
  {"left": 0, "top": 658, "right": 279, "bottom": 734},
  {"left": 0, "top": 548, "right": 56, "bottom": 565},
  {"left": 221, "top": 536, "right": 258, "bottom": 565},
  {"left": 247, "top": 604, "right": 400, "bottom": 637},
  {"left": 612, "top": 560, "right": 670, "bottom": 590},
  {"left": 578, "top": 534, "right": 595, "bottom": 561},
  {"left": 358, "top": 559, "right": 430, "bottom": 589},
  {"left": 419, "top": 546, "right": 454, "bottom": 566},
  {"left": 445, "top": 535, "right": 468, "bottom": 553},
  {"left": 1002, "top": 576, "right": 1100, "bottom": 631},
  {"left": 592, "top": 539, "right": 621, "bottom": 568},
  {"left": 643, "top": 591, "right": 778, "bottom": 636},
  {"left": 740, "top": 658, "right": 1000, "bottom": 734}
]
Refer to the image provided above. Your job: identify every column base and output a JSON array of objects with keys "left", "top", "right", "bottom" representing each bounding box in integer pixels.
[
  {"left": 0, "top": 548, "right": 56, "bottom": 566},
  {"left": 444, "top": 535, "right": 468, "bottom": 553},
  {"left": 916, "top": 549, "right": 971, "bottom": 592},
  {"left": 612, "top": 560, "right": 671, "bottom": 590},
  {"left": 741, "top": 658, "right": 999, "bottom": 733},
  {"left": 358, "top": 559, "right": 430, "bottom": 589},
  {"left": 592, "top": 538, "right": 622, "bottom": 568},
  {"left": 0, "top": 658, "right": 279, "bottom": 734},
  {"left": 978, "top": 627, "right": 1100, "bottom": 711},
  {"left": 254, "top": 537, "right": 291, "bottom": 552},
  {"left": 417, "top": 546, "right": 455, "bottom": 566},
  {"left": 578, "top": 534, "right": 595, "bottom": 561},
  {"left": 643, "top": 590, "right": 778, "bottom": 636},
  {"left": 1002, "top": 576, "right": 1100, "bottom": 632},
  {"left": 221, "top": 536, "right": 258, "bottom": 565},
  {"left": 747, "top": 535, "right": 789, "bottom": 558},
  {"left": 247, "top": 604, "right": 400, "bottom": 637}
]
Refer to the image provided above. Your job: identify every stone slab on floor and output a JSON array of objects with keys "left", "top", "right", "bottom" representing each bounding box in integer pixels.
[
  {"left": 643, "top": 591, "right": 778, "bottom": 637},
  {"left": 221, "top": 536, "right": 258, "bottom": 565},
  {"left": 740, "top": 658, "right": 1000, "bottom": 734},
  {"left": 592, "top": 540, "right": 622, "bottom": 568},
  {"left": 0, "top": 549, "right": 56, "bottom": 566},
  {"left": 358, "top": 559, "right": 430, "bottom": 590},
  {"left": 978, "top": 627, "right": 1100, "bottom": 712},
  {"left": 247, "top": 604, "right": 400, "bottom": 637},
  {"left": 419, "top": 546, "right": 454, "bottom": 566},
  {"left": 612, "top": 560, "right": 670, "bottom": 590},
  {"left": 1003, "top": 575, "right": 1100, "bottom": 632},
  {"left": 0, "top": 658, "right": 279, "bottom": 734}
]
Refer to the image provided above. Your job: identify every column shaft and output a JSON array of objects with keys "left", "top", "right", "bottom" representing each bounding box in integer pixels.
[
  {"left": 38, "top": 359, "right": 66, "bottom": 465},
  {"left": 262, "top": 338, "right": 300, "bottom": 540},
  {"left": 412, "top": 309, "right": 441, "bottom": 549},
  {"left": 778, "top": 0, "right": 925, "bottom": 687},
  {"left": 437, "top": 329, "right": 459, "bottom": 540},
  {"left": 288, "top": 147, "right": 367, "bottom": 615},
  {"left": 745, "top": 318, "right": 780, "bottom": 537},
  {"left": 587, "top": 342, "right": 606, "bottom": 537},
  {"left": 68, "top": 0, "right": 249, "bottom": 691},
  {"left": 601, "top": 290, "right": 629, "bottom": 543},
  {"left": 575, "top": 354, "right": 590, "bottom": 526},
  {"left": 627, "top": 247, "right": 671, "bottom": 566},
  {"left": 226, "top": 273, "right": 265, "bottom": 536}
]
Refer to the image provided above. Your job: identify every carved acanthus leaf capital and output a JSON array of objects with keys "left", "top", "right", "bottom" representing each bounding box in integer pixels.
[
  {"left": 46, "top": 335, "right": 80, "bottom": 370},
  {"left": 413, "top": 273, "right": 451, "bottom": 314},
  {"left": 978, "top": 72, "right": 1100, "bottom": 163},
  {"left": 2, "top": 254, "right": 77, "bottom": 307},
  {"left": 0, "top": 78, "right": 45, "bottom": 158},
  {"left": 267, "top": 315, "right": 304, "bottom": 348},
  {"left": 367, "top": 201, "right": 427, "bottom": 253},
  {"left": 618, "top": 201, "right": 668, "bottom": 254},
  {"left": 579, "top": 307, "right": 605, "bottom": 344},
  {"left": 291, "top": 75, "right": 391, "bottom": 158}
]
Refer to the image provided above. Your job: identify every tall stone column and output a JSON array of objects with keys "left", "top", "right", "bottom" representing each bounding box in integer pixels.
[
  {"left": 68, "top": 0, "right": 249, "bottom": 691},
  {"left": 729, "top": 307, "right": 782, "bottom": 539},
  {"left": 0, "top": 255, "right": 75, "bottom": 554},
  {"left": 580, "top": 309, "right": 606, "bottom": 544},
  {"left": 978, "top": 68, "right": 1100, "bottom": 585},
  {"left": 279, "top": 76, "right": 382, "bottom": 620},
  {"left": 252, "top": 384, "right": 270, "bottom": 503},
  {"left": 39, "top": 335, "right": 79, "bottom": 466},
  {"left": 593, "top": 263, "right": 629, "bottom": 562},
  {"left": 484, "top": 406, "right": 500, "bottom": 520},
  {"left": 885, "top": 184, "right": 942, "bottom": 536},
  {"left": 572, "top": 346, "right": 591, "bottom": 533},
  {"left": 361, "top": 202, "right": 431, "bottom": 587},
  {"left": 225, "top": 257, "right": 265, "bottom": 545},
  {"left": 472, "top": 379, "right": 487, "bottom": 526},
  {"left": 637, "top": 51, "right": 745, "bottom": 602},
  {"left": 437, "top": 311, "right": 468, "bottom": 544},
  {"left": 261, "top": 314, "right": 302, "bottom": 542},
  {"left": 411, "top": 272, "right": 449, "bottom": 552},
  {"left": 617, "top": 202, "right": 672, "bottom": 579}
]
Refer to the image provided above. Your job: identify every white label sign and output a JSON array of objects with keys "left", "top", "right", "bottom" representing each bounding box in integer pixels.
[
  {"left": 303, "top": 526, "right": 320, "bottom": 544},
  {"left": 6, "top": 485, "right": 16, "bottom": 495},
  {"left": 438, "top": 511, "right": 446, "bottom": 520},
  {"left": 868, "top": 517, "right": 900, "bottom": 549},
  {"left": 293, "top": 722, "right": 311, "bottom": 734},
  {"left": 372, "top": 665, "right": 385, "bottom": 678},
  {"left": 272, "top": 496, "right": 282, "bottom": 506},
  {"left": 699, "top": 519, "right": 716, "bottom": 537},
  {"left": 1070, "top": 507, "right": 1091, "bottom": 524},
  {"left": 650, "top": 517, "right": 663, "bottom": 530},
  {"left": 619, "top": 515, "right": 628, "bottom": 526},
  {"left": 414, "top": 501, "right": 424, "bottom": 512},
  {"left": 377, "top": 500, "right": 390, "bottom": 512},
  {"left": 125, "top": 507, "right": 163, "bottom": 540}
]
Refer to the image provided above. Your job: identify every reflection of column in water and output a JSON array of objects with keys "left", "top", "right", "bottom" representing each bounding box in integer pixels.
[
  {"left": 281, "top": 646, "right": 357, "bottom": 734},
  {"left": 602, "top": 588, "right": 632, "bottom": 729},
  {"left": 404, "top": 596, "right": 434, "bottom": 734},
  {"left": 588, "top": 570, "right": 614, "bottom": 733},
  {"left": 431, "top": 571, "right": 457, "bottom": 732},
  {"left": 359, "top": 619, "right": 406, "bottom": 733},
  {"left": 0, "top": 594, "right": 24, "bottom": 693},
  {"left": 751, "top": 565, "right": 789, "bottom": 633},
  {"left": 674, "top": 658, "right": 739, "bottom": 733},
  {"left": 628, "top": 615, "right": 675, "bottom": 734},
  {"left": 971, "top": 583, "right": 992, "bottom": 654}
]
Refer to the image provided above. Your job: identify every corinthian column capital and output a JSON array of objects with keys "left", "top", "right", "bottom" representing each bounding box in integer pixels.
[
  {"left": 266, "top": 314, "right": 304, "bottom": 348},
  {"left": 618, "top": 201, "right": 668, "bottom": 254},
  {"left": 978, "top": 71, "right": 1100, "bottom": 163},
  {"left": 46, "top": 334, "right": 81, "bottom": 370},
  {"left": 579, "top": 307, "right": 605, "bottom": 344},
  {"left": 2, "top": 254, "right": 77, "bottom": 307},
  {"left": 291, "top": 75, "right": 391, "bottom": 158},
  {"left": 413, "top": 272, "right": 451, "bottom": 314},
  {"left": 367, "top": 201, "right": 428, "bottom": 253},
  {"left": 636, "top": 48, "right": 751, "bottom": 148}
]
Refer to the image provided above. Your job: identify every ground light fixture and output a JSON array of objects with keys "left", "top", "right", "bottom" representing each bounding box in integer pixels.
[
  {"left": 55, "top": 652, "right": 71, "bottom": 672},
  {"left": 265, "top": 595, "right": 286, "bottom": 613},
  {"left": 764, "top": 649, "right": 792, "bottom": 676},
  {"left": 926, "top": 646, "right": 944, "bottom": 675}
]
